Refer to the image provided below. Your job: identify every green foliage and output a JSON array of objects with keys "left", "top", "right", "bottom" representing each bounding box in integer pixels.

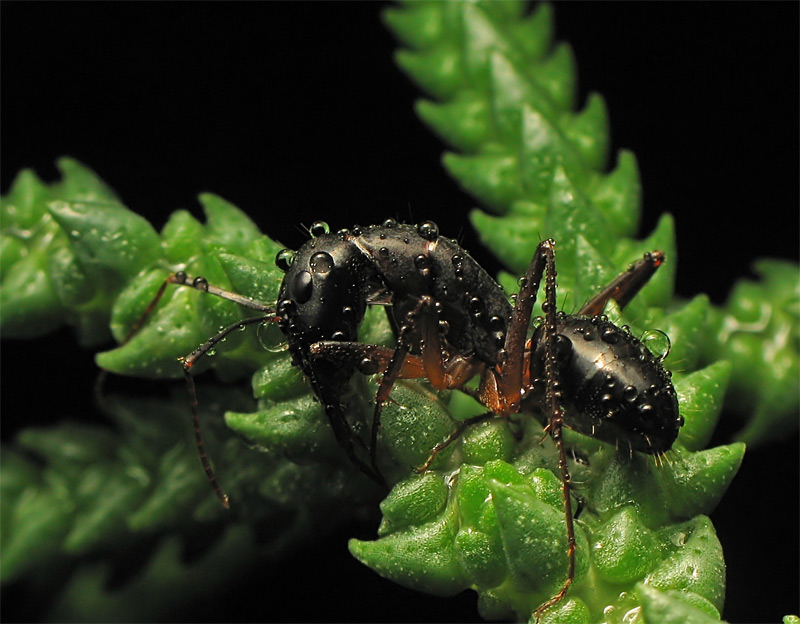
[{"left": 1, "top": 2, "right": 797, "bottom": 622}]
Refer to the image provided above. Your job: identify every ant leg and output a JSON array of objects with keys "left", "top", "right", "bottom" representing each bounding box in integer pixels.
[
  {"left": 529, "top": 243, "right": 577, "bottom": 621},
  {"left": 494, "top": 240, "right": 553, "bottom": 412},
  {"left": 119, "top": 270, "right": 276, "bottom": 345},
  {"left": 490, "top": 240, "right": 577, "bottom": 619},
  {"left": 415, "top": 412, "right": 496, "bottom": 473},
  {"left": 180, "top": 315, "right": 278, "bottom": 509},
  {"left": 113, "top": 271, "right": 279, "bottom": 508},
  {"left": 579, "top": 250, "right": 665, "bottom": 316},
  {"left": 310, "top": 339, "right": 486, "bottom": 473},
  {"left": 368, "top": 297, "right": 441, "bottom": 474}
]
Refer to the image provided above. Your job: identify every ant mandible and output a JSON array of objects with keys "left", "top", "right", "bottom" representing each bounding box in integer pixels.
[{"left": 120, "top": 218, "right": 682, "bottom": 617}]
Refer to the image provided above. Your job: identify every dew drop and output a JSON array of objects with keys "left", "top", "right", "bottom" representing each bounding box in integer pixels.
[
  {"left": 309, "top": 251, "right": 334, "bottom": 274},
  {"left": 275, "top": 249, "right": 296, "bottom": 272},
  {"left": 417, "top": 220, "right": 439, "bottom": 241},
  {"left": 277, "top": 299, "right": 296, "bottom": 316},
  {"left": 193, "top": 276, "right": 209, "bottom": 291},
  {"left": 602, "top": 328, "right": 619, "bottom": 344},
  {"left": 309, "top": 221, "right": 330, "bottom": 237},
  {"left": 414, "top": 254, "right": 432, "bottom": 276}
]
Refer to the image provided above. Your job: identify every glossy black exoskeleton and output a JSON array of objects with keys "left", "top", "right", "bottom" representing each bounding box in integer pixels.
[
  {"left": 274, "top": 219, "right": 515, "bottom": 483},
  {"left": 123, "top": 219, "right": 681, "bottom": 619},
  {"left": 527, "top": 314, "right": 680, "bottom": 455}
]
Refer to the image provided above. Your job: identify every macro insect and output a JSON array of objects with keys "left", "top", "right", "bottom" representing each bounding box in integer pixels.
[{"left": 122, "top": 218, "right": 682, "bottom": 617}]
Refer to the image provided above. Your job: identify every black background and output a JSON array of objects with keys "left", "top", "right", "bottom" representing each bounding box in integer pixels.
[{"left": 1, "top": 2, "right": 798, "bottom": 622}]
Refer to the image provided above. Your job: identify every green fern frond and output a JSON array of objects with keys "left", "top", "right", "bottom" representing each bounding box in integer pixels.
[{"left": 1, "top": 2, "right": 797, "bottom": 623}]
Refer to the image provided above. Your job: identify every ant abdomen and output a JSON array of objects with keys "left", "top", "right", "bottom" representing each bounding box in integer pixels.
[{"left": 529, "top": 314, "right": 681, "bottom": 455}]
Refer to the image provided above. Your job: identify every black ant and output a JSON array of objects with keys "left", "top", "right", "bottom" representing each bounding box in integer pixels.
[{"left": 119, "top": 218, "right": 682, "bottom": 618}]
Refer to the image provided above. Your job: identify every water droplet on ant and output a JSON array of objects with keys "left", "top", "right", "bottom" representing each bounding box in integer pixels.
[
  {"left": 309, "top": 251, "right": 334, "bottom": 274},
  {"left": 601, "top": 328, "right": 619, "bottom": 344},
  {"left": 276, "top": 249, "right": 296, "bottom": 272},
  {"left": 309, "top": 221, "right": 330, "bottom": 237},
  {"left": 277, "top": 298, "right": 296, "bottom": 316},
  {"left": 417, "top": 220, "right": 439, "bottom": 241},
  {"left": 414, "top": 254, "right": 432, "bottom": 276},
  {"left": 174, "top": 271, "right": 188, "bottom": 284},
  {"left": 383, "top": 218, "right": 398, "bottom": 228},
  {"left": 468, "top": 296, "right": 485, "bottom": 315},
  {"left": 489, "top": 315, "right": 505, "bottom": 331}
]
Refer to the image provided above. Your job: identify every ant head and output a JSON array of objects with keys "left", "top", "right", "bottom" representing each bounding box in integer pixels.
[{"left": 275, "top": 233, "right": 371, "bottom": 349}]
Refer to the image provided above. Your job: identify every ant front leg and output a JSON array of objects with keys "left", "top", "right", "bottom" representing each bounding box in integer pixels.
[
  {"left": 179, "top": 314, "right": 279, "bottom": 508},
  {"left": 311, "top": 339, "right": 490, "bottom": 474},
  {"left": 309, "top": 298, "right": 482, "bottom": 476},
  {"left": 118, "top": 271, "right": 279, "bottom": 508}
]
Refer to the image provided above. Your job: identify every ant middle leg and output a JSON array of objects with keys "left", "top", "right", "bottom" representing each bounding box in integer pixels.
[{"left": 483, "top": 240, "right": 579, "bottom": 620}]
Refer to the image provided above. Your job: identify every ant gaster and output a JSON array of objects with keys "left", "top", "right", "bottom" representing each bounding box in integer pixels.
[{"left": 122, "top": 218, "right": 682, "bottom": 618}]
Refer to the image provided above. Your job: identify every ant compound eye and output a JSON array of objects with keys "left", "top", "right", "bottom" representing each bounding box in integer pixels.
[
  {"left": 291, "top": 270, "right": 313, "bottom": 303},
  {"left": 309, "top": 221, "right": 330, "bottom": 237},
  {"left": 276, "top": 249, "right": 296, "bottom": 272},
  {"left": 417, "top": 220, "right": 439, "bottom": 241}
]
